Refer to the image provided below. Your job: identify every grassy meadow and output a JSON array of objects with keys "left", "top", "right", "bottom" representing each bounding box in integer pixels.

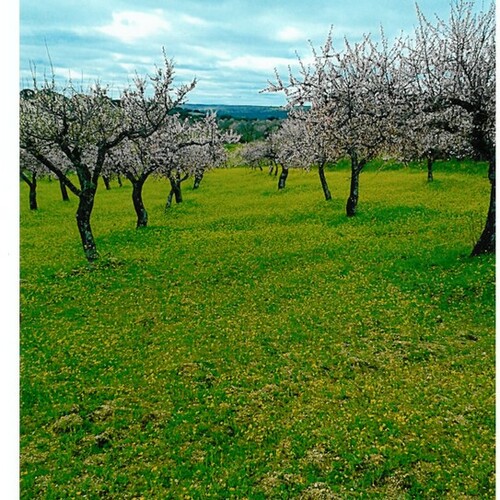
[{"left": 20, "top": 160, "right": 495, "bottom": 498}]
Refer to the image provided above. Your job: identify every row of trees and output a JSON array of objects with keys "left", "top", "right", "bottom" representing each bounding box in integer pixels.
[
  {"left": 258, "top": 0, "right": 494, "bottom": 255},
  {"left": 20, "top": 55, "right": 238, "bottom": 260},
  {"left": 20, "top": 1, "right": 494, "bottom": 259}
]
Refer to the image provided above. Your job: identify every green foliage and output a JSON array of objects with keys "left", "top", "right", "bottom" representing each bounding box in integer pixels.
[
  {"left": 20, "top": 163, "right": 494, "bottom": 498},
  {"left": 218, "top": 117, "right": 282, "bottom": 143}
]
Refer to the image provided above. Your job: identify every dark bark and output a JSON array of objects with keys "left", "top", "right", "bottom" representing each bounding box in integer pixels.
[
  {"left": 166, "top": 189, "right": 174, "bottom": 209},
  {"left": 346, "top": 154, "right": 366, "bottom": 217},
  {"left": 346, "top": 168, "right": 360, "bottom": 217},
  {"left": 193, "top": 171, "right": 204, "bottom": 189},
  {"left": 29, "top": 179, "right": 38, "bottom": 210},
  {"left": 117, "top": 175, "right": 123, "bottom": 187},
  {"left": 21, "top": 171, "right": 38, "bottom": 210},
  {"left": 132, "top": 179, "right": 148, "bottom": 228},
  {"left": 173, "top": 179, "right": 183, "bottom": 203},
  {"left": 59, "top": 178, "right": 70, "bottom": 201},
  {"left": 31, "top": 150, "right": 81, "bottom": 197},
  {"left": 75, "top": 183, "right": 99, "bottom": 262},
  {"left": 103, "top": 175, "right": 111, "bottom": 190},
  {"left": 165, "top": 175, "right": 183, "bottom": 209},
  {"left": 468, "top": 107, "right": 495, "bottom": 255},
  {"left": 318, "top": 162, "right": 332, "bottom": 201},
  {"left": 278, "top": 166, "right": 289, "bottom": 190},
  {"left": 471, "top": 158, "right": 495, "bottom": 256},
  {"left": 427, "top": 157, "right": 434, "bottom": 182}
]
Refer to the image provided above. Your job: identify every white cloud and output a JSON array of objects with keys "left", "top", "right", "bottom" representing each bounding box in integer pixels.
[
  {"left": 110, "top": 52, "right": 155, "bottom": 65},
  {"left": 180, "top": 14, "right": 209, "bottom": 27},
  {"left": 188, "top": 45, "right": 232, "bottom": 61},
  {"left": 217, "top": 55, "right": 298, "bottom": 73},
  {"left": 276, "top": 26, "right": 306, "bottom": 42},
  {"left": 97, "top": 10, "right": 171, "bottom": 44}
]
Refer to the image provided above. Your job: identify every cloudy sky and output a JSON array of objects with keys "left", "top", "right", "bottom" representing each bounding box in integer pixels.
[{"left": 20, "top": 0, "right": 454, "bottom": 106}]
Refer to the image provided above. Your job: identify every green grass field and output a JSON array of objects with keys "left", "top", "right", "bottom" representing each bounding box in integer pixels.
[{"left": 20, "top": 161, "right": 495, "bottom": 498}]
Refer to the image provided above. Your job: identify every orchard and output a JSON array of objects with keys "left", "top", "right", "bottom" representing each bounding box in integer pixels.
[
  {"left": 21, "top": 1, "right": 494, "bottom": 260},
  {"left": 20, "top": 1, "right": 495, "bottom": 498}
]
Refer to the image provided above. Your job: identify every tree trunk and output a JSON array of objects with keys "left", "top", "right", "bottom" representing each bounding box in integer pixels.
[
  {"left": 165, "top": 189, "right": 174, "bottom": 210},
  {"left": 103, "top": 175, "right": 111, "bottom": 190},
  {"left": 132, "top": 180, "right": 148, "bottom": 228},
  {"left": 59, "top": 178, "right": 70, "bottom": 201},
  {"left": 165, "top": 176, "right": 183, "bottom": 210},
  {"left": 21, "top": 171, "right": 38, "bottom": 210},
  {"left": 28, "top": 172, "right": 38, "bottom": 210},
  {"left": 427, "top": 157, "right": 434, "bottom": 182},
  {"left": 117, "top": 175, "right": 123, "bottom": 187},
  {"left": 346, "top": 168, "right": 359, "bottom": 217},
  {"left": 471, "top": 159, "right": 495, "bottom": 256},
  {"left": 76, "top": 184, "right": 99, "bottom": 262},
  {"left": 318, "top": 162, "right": 332, "bottom": 201},
  {"left": 278, "top": 166, "right": 289, "bottom": 190},
  {"left": 346, "top": 154, "right": 366, "bottom": 217},
  {"left": 193, "top": 172, "right": 204, "bottom": 189},
  {"left": 172, "top": 177, "right": 183, "bottom": 203},
  {"left": 29, "top": 178, "right": 38, "bottom": 210}
]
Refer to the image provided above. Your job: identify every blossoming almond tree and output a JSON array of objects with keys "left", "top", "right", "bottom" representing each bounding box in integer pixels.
[
  {"left": 157, "top": 113, "right": 239, "bottom": 209},
  {"left": 19, "top": 149, "right": 50, "bottom": 210},
  {"left": 106, "top": 112, "right": 237, "bottom": 225},
  {"left": 240, "top": 140, "right": 272, "bottom": 171},
  {"left": 288, "top": 108, "right": 338, "bottom": 200},
  {"left": 270, "top": 116, "right": 311, "bottom": 190},
  {"left": 402, "top": 0, "right": 495, "bottom": 254},
  {"left": 20, "top": 54, "right": 196, "bottom": 261},
  {"left": 394, "top": 106, "right": 473, "bottom": 181},
  {"left": 267, "top": 30, "right": 403, "bottom": 215},
  {"left": 105, "top": 135, "right": 157, "bottom": 228}
]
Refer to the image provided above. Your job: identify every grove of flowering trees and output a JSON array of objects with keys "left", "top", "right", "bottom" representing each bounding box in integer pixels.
[
  {"left": 266, "top": 0, "right": 495, "bottom": 254},
  {"left": 406, "top": 1, "right": 495, "bottom": 255},
  {"left": 105, "top": 112, "right": 238, "bottom": 227},
  {"left": 19, "top": 53, "right": 232, "bottom": 261},
  {"left": 267, "top": 30, "right": 402, "bottom": 215},
  {"left": 20, "top": 1, "right": 494, "bottom": 260}
]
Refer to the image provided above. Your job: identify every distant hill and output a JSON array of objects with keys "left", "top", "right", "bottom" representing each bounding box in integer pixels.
[{"left": 180, "top": 103, "right": 289, "bottom": 120}]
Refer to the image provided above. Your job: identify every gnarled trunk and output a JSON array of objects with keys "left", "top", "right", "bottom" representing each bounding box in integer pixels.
[
  {"left": 193, "top": 172, "right": 204, "bottom": 189},
  {"left": 346, "top": 169, "right": 359, "bottom": 217},
  {"left": 21, "top": 171, "right": 38, "bottom": 210},
  {"left": 165, "top": 175, "right": 183, "bottom": 210},
  {"left": 165, "top": 189, "right": 174, "bottom": 209},
  {"left": 346, "top": 154, "right": 365, "bottom": 217},
  {"left": 427, "top": 157, "right": 434, "bottom": 182},
  {"left": 472, "top": 158, "right": 495, "bottom": 256},
  {"left": 59, "top": 178, "right": 70, "bottom": 201},
  {"left": 318, "top": 162, "right": 332, "bottom": 201},
  {"left": 103, "top": 175, "right": 111, "bottom": 190},
  {"left": 172, "top": 177, "right": 183, "bottom": 203},
  {"left": 132, "top": 179, "right": 148, "bottom": 228},
  {"left": 278, "top": 166, "right": 289, "bottom": 190},
  {"left": 76, "top": 183, "right": 98, "bottom": 262}
]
